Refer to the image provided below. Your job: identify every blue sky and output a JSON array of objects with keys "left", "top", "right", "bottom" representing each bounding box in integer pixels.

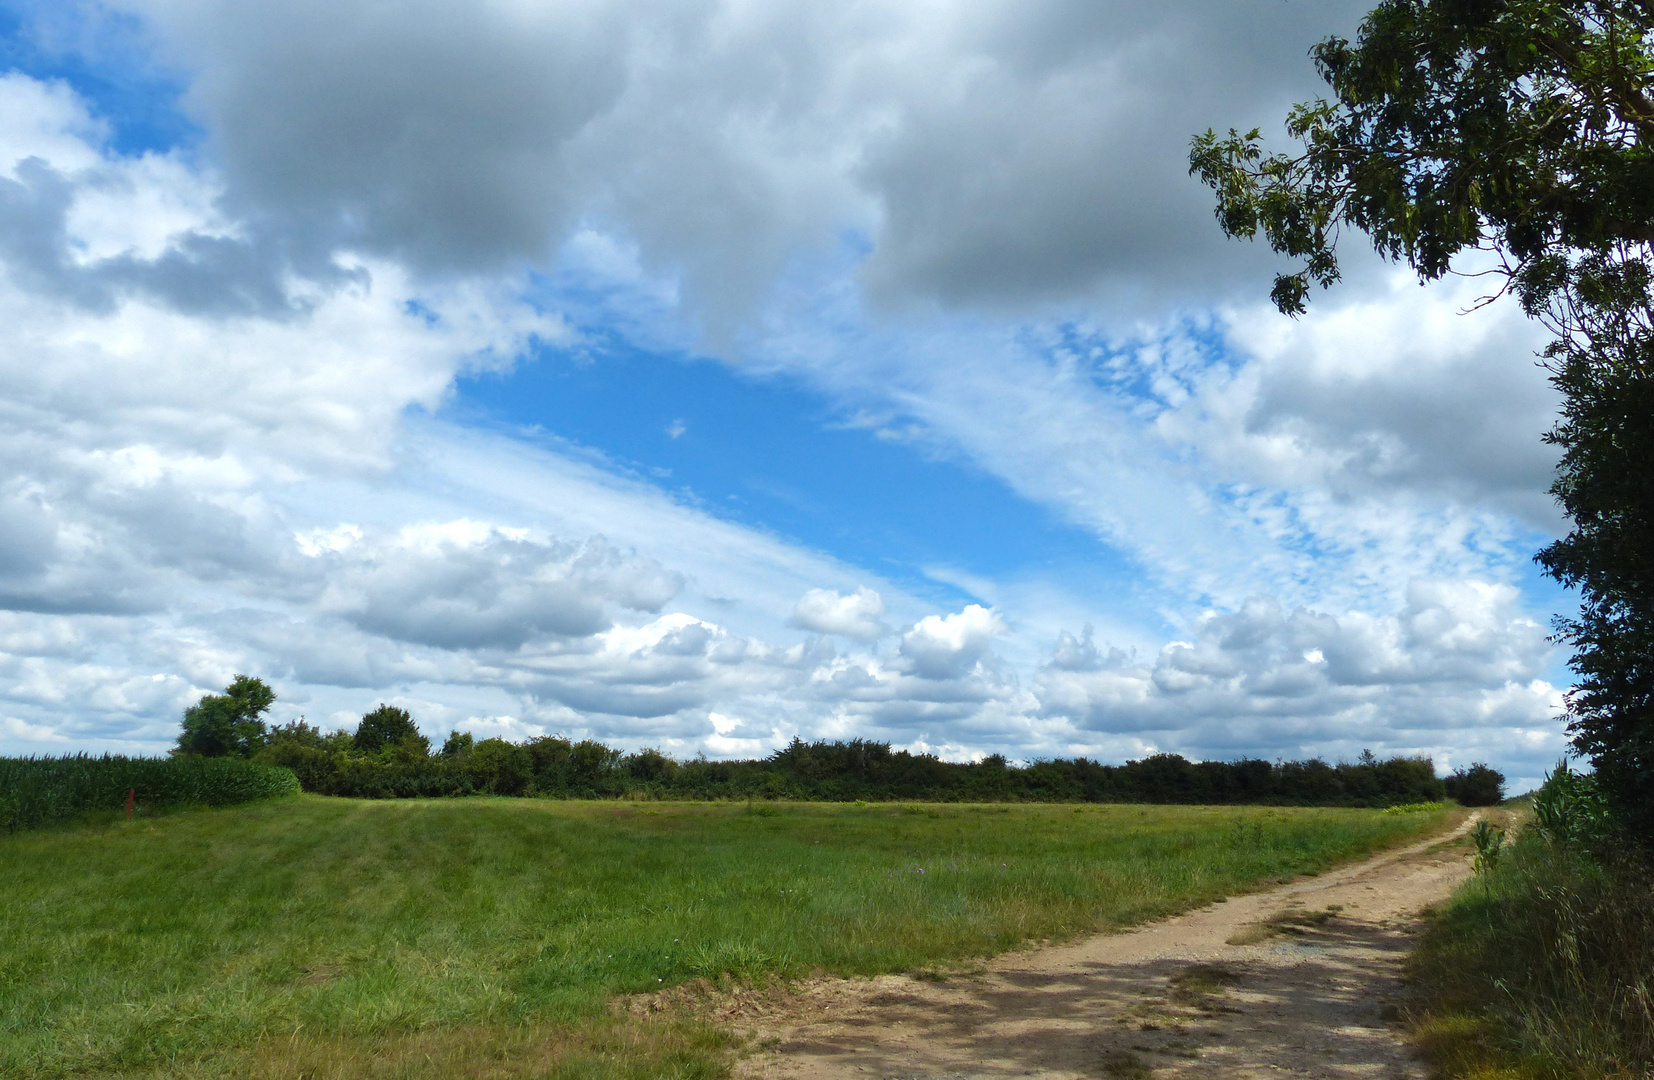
[
  {"left": 0, "top": 0, "right": 1575, "bottom": 788},
  {"left": 451, "top": 316, "right": 1152, "bottom": 617}
]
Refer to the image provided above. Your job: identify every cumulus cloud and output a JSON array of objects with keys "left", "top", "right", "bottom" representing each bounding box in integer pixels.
[
  {"left": 80, "top": 0, "right": 1380, "bottom": 320},
  {"left": 0, "top": 73, "right": 104, "bottom": 174},
  {"left": 788, "top": 586, "right": 888, "bottom": 641},
  {"left": 900, "top": 604, "right": 1005, "bottom": 679},
  {"left": 315, "top": 524, "right": 681, "bottom": 650},
  {"left": 1185, "top": 272, "right": 1562, "bottom": 531},
  {"left": 312, "top": 525, "right": 674, "bottom": 648},
  {"left": 1035, "top": 580, "right": 1564, "bottom": 778},
  {"left": 0, "top": 31, "right": 1575, "bottom": 792}
]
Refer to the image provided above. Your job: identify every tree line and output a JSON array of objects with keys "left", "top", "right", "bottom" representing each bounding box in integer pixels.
[{"left": 177, "top": 676, "right": 1503, "bottom": 806}]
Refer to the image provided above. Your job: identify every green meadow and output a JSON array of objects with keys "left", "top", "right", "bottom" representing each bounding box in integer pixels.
[{"left": 1, "top": 795, "right": 1460, "bottom": 1080}]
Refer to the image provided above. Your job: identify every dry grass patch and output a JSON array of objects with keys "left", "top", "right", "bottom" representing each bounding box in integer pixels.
[
  {"left": 1225, "top": 904, "right": 1341, "bottom": 946},
  {"left": 1167, "top": 963, "right": 1243, "bottom": 1013},
  {"left": 1100, "top": 1047, "right": 1156, "bottom": 1080}
]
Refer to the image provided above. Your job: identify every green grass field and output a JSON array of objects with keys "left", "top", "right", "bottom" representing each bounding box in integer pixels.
[{"left": 1, "top": 795, "right": 1461, "bottom": 1080}]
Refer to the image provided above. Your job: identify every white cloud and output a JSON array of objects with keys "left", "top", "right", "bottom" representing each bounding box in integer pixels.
[
  {"left": 0, "top": 41, "right": 1576, "bottom": 789},
  {"left": 316, "top": 526, "right": 681, "bottom": 650},
  {"left": 0, "top": 73, "right": 104, "bottom": 176},
  {"left": 3, "top": 715, "right": 69, "bottom": 743},
  {"left": 900, "top": 604, "right": 1005, "bottom": 679},
  {"left": 788, "top": 586, "right": 888, "bottom": 641},
  {"left": 1034, "top": 580, "right": 1565, "bottom": 779},
  {"left": 93, "top": 0, "right": 1378, "bottom": 320}
]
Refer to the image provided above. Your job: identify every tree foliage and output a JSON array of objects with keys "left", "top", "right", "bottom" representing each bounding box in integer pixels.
[
  {"left": 175, "top": 676, "right": 277, "bottom": 758},
  {"left": 353, "top": 705, "right": 428, "bottom": 757},
  {"left": 1190, "top": 0, "right": 1654, "bottom": 837},
  {"left": 255, "top": 721, "right": 1449, "bottom": 806},
  {"left": 1445, "top": 762, "right": 1507, "bottom": 806}
]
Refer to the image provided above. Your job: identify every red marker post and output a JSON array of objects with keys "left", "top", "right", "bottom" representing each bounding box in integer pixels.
[{"left": 126, "top": 789, "right": 134, "bottom": 820}]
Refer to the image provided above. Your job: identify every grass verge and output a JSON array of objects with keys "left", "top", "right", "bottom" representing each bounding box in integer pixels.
[
  {"left": 1, "top": 795, "right": 1459, "bottom": 1079},
  {"left": 1406, "top": 806, "right": 1654, "bottom": 1079}
]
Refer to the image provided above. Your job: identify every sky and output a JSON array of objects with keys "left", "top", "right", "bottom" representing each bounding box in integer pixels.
[{"left": 0, "top": 0, "right": 1576, "bottom": 790}]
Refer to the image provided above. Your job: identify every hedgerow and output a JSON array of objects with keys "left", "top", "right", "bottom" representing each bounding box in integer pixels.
[
  {"left": 161, "top": 678, "right": 1466, "bottom": 808},
  {"left": 253, "top": 727, "right": 1452, "bottom": 807}
]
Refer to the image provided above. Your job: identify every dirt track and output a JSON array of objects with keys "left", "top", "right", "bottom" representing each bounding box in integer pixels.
[{"left": 719, "top": 815, "right": 1477, "bottom": 1080}]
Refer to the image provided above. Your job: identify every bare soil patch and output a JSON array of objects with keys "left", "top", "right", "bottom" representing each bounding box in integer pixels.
[{"left": 636, "top": 815, "right": 1477, "bottom": 1080}]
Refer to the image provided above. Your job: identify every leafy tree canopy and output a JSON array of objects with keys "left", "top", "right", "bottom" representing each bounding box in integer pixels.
[
  {"left": 175, "top": 675, "right": 276, "bottom": 758},
  {"left": 1445, "top": 762, "right": 1508, "bottom": 806},
  {"left": 1191, "top": 0, "right": 1654, "bottom": 838},
  {"left": 440, "top": 730, "right": 474, "bottom": 759},
  {"left": 354, "top": 705, "right": 427, "bottom": 756},
  {"left": 1190, "top": 0, "right": 1654, "bottom": 320}
]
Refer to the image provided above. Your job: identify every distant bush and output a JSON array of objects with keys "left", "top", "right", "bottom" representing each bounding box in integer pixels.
[
  {"left": 624, "top": 747, "right": 678, "bottom": 783},
  {"left": 465, "top": 738, "right": 533, "bottom": 795},
  {"left": 0, "top": 755, "right": 300, "bottom": 832},
  {"left": 1443, "top": 763, "right": 1506, "bottom": 807},
  {"left": 440, "top": 730, "right": 474, "bottom": 758}
]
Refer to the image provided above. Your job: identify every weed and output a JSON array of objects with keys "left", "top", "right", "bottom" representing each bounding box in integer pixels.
[
  {"left": 1384, "top": 801, "right": 1447, "bottom": 815},
  {"left": 1100, "top": 1048, "right": 1155, "bottom": 1079},
  {"left": 1469, "top": 819, "right": 1505, "bottom": 878},
  {"left": 1169, "top": 963, "right": 1241, "bottom": 996}
]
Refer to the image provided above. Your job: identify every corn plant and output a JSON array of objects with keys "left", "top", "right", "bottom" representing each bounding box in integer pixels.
[{"left": 0, "top": 755, "right": 299, "bottom": 833}]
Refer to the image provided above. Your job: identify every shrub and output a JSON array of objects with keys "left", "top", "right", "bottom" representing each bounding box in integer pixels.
[
  {"left": 524, "top": 735, "right": 573, "bottom": 778},
  {"left": 624, "top": 748, "right": 677, "bottom": 783},
  {"left": 1529, "top": 760, "right": 1617, "bottom": 850},
  {"left": 465, "top": 739, "right": 533, "bottom": 796},
  {"left": 1444, "top": 763, "right": 1506, "bottom": 807},
  {"left": 0, "top": 755, "right": 299, "bottom": 832},
  {"left": 251, "top": 720, "right": 1467, "bottom": 809},
  {"left": 1384, "top": 801, "right": 1446, "bottom": 815}
]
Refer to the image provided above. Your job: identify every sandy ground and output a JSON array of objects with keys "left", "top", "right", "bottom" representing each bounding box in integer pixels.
[{"left": 668, "top": 816, "right": 1478, "bottom": 1080}]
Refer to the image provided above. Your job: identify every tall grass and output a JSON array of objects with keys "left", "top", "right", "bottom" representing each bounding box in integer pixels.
[
  {"left": 0, "top": 755, "right": 300, "bottom": 832},
  {"left": 0, "top": 796, "right": 1458, "bottom": 1080},
  {"left": 1408, "top": 809, "right": 1654, "bottom": 1078}
]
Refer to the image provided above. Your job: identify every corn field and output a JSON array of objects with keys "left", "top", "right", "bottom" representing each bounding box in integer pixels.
[{"left": 0, "top": 755, "right": 300, "bottom": 832}]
